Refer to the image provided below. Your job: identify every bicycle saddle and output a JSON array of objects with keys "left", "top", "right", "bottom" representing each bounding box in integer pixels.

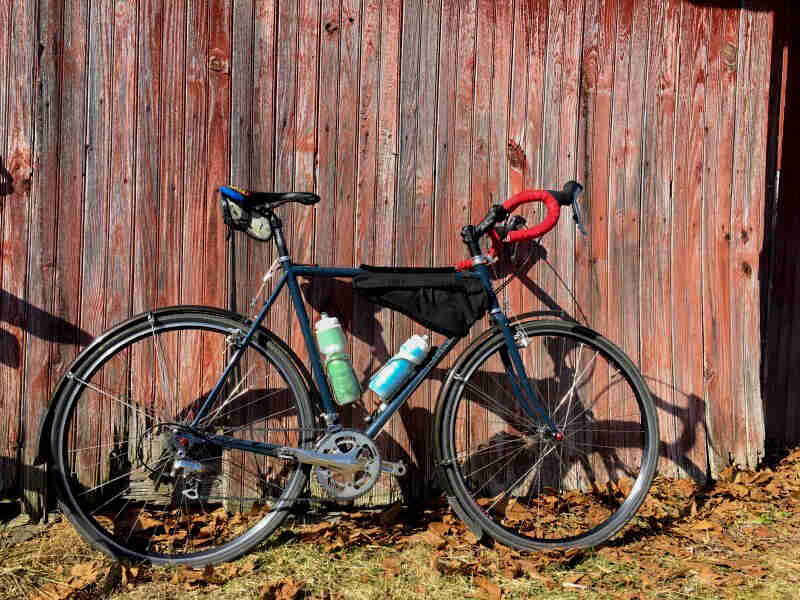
[{"left": 220, "top": 186, "right": 320, "bottom": 207}]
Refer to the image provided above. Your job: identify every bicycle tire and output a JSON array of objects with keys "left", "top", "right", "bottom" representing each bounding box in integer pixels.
[
  {"left": 435, "top": 318, "right": 659, "bottom": 551},
  {"left": 49, "top": 306, "right": 315, "bottom": 566}
]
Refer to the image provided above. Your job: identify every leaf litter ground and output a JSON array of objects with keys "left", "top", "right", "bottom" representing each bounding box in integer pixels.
[{"left": 3, "top": 446, "right": 799, "bottom": 600}]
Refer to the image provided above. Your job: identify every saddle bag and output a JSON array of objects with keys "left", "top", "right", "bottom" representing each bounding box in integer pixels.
[
  {"left": 353, "top": 265, "right": 491, "bottom": 338},
  {"left": 219, "top": 187, "right": 273, "bottom": 241}
]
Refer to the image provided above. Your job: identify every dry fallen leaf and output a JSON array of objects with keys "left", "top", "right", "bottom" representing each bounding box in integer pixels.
[
  {"left": 260, "top": 577, "right": 306, "bottom": 600},
  {"left": 474, "top": 574, "right": 502, "bottom": 599}
]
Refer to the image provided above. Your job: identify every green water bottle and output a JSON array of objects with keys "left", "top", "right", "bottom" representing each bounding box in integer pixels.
[{"left": 315, "top": 313, "right": 361, "bottom": 405}]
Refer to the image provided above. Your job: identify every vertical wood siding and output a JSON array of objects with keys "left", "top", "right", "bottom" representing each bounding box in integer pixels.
[{"left": 0, "top": 0, "right": 786, "bottom": 514}]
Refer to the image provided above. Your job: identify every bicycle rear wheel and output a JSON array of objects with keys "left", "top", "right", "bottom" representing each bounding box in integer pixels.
[
  {"left": 49, "top": 307, "right": 315, "bottom": 566},
  {"left": 436, "top": 319, "right": 659, "bottom": 551}
]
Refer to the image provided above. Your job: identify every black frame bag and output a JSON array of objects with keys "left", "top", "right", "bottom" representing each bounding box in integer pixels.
[{"left": 353, "top": 265, "right": 491, "bottom": 338}]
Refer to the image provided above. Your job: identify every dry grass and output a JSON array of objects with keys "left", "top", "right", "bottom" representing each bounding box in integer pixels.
[{"left": 2, "top": 446, "right": 800, "bottom": 599}]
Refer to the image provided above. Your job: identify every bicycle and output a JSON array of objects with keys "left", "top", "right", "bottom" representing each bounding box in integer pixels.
[{"left": 39, "top": 182, "right": 659, "bottom": 566}]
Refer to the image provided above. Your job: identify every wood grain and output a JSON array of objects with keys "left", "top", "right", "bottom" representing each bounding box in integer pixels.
[
  {"left": 702, "top": 6, "right": 738, "bottom": 473},
  {"left": 0, "top": 1, "right": 788, "bottom": 510},
  {"left": 12, "top": 0, "right": 38, "bottom": 511},
  {"left": 639, "top": 0, "right": 679, "bottom": 477},
  {"left": 671, "top": 2, "right": 707, "bottom": 479}
]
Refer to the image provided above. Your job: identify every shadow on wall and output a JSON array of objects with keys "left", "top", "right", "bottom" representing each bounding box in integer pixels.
[
  {"left": 302, "top": 244, "right": 710, "bottom": 503},
  {"left": 0, "top": 157, "right": 12, "bottom": 196},
  {"left": 687, "top": 0, "right": 800, "bottom": 446},
  {"left": 0, "top": 289, "right": 94, "bottom": 368}
]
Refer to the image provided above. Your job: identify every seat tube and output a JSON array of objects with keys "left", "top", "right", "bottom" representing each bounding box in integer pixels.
[{"left": 283, "top": 263, "right": 339, "bottom": 418}]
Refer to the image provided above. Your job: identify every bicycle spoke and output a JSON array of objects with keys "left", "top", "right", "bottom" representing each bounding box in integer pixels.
[
  {"left": 446, "top": 323, "right": 656, "bottom": 548},
  {"left": 553, "top": 347, "right": 597, "bottom": 420},
  {"left": 461, "top": 381, "right": 540, "bottom": 432},
  {"left": 197, "top": 364, "right": 258, "bottom": 427},
  {"left": 469, "top": 444, "right": 532, "bottom": 500},
  {"left": 485, "top": 444, "right": 558, "bottom": 512},
  {"left": 69, "top": 374, "right": 155, "bottom": 422}
]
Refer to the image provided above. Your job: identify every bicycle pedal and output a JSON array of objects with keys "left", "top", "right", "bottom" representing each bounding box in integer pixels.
[{"left": 380, "top": 460, "right": 407, "bottom": 477}]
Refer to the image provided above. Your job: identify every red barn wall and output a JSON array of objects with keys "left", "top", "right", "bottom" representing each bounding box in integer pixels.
[{"left": 0, "top": 0, "right": 787, "bottom": 516}]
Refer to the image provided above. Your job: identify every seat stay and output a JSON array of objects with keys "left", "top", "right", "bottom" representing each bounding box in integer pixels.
[{"left": 190, "top": 272, "right": 289, "bottom": 427}]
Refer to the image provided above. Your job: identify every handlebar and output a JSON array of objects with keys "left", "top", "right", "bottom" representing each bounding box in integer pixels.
[{"left": 456, "top": 181, "right": 584, "bottom": 271}]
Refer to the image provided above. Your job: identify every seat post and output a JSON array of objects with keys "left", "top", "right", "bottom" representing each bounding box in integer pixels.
[{"left": 268, "top": 211, "right": 290, "bottom": 258}]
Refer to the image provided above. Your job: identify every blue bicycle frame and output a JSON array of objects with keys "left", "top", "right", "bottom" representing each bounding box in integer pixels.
[{"left": 188, "top": 210, "right": 560, "bottom": 455}]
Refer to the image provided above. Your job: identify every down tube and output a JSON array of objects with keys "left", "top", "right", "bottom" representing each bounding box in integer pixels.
[{"left": 364, "top": 337, "right": 459, "bottom": 438}]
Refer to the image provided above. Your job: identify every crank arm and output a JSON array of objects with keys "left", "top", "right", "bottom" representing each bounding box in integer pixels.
[
  {"left": 277, "top": 447, "right": 364, "bottom": 475},
  {"left": 380, "top": 460, "right": 407, "bottom": 477}
]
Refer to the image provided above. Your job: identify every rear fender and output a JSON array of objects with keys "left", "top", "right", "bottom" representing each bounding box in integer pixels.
[{"left": 34, "top": 305, "right": 318, "bottom": 465}]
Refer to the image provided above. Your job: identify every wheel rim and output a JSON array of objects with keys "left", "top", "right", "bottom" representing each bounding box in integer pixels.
[
  {"left": 447, "top": 328, "right": 653, "bottom": 545},
  {"left": 55, "top": 318, "right": 311, "bottom": 561}
]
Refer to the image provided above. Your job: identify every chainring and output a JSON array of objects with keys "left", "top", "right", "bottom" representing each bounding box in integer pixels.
[{"left": 313, "top": 430, "right": 382, "bottom": 501}]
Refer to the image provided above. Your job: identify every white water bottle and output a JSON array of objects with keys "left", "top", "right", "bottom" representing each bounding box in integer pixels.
[{"left": 368, "top": 335, "right": 431, "bottom": 401}]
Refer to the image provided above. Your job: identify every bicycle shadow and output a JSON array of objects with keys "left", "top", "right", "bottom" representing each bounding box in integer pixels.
[{"left": 297, "top": 246, "right": 709, "bottom": 502}]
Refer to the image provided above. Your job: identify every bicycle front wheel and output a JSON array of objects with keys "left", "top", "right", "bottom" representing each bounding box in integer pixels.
[
  {"left": 436, "top": 319, "right": 659, "bottom": 551},
  {"left": 49, "top": 307, "right": 316, "bottom": 566}
]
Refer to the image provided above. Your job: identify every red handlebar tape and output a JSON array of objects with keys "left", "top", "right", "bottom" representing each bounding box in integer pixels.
[{"left": 456, "top": 190, "right": 560, "bottom": 271}]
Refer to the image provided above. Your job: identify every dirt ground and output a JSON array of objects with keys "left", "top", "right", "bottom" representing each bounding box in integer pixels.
[{"left": 2, "top": 447, "right": 799, "bottom": 600}]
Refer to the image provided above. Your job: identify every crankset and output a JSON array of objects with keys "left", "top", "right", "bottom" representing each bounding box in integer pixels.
[{"left": 277, "top": 429, "right": 407, "bottom": 501}]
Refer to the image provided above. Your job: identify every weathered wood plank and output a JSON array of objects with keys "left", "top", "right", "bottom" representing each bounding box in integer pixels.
[
  {"left": 434, "top": 0, "right": 456, "bottom": 272},
  {"left": 102, "top": 0, "right": 137, "bottom": 500},
  {"left": 52, "top": 0, "right": 90, "bottom": 496},
  {"left": 106, "top": 0, "right": 137, "bottom": 329},
  {"left": 729, "top": 6, "right": 769, "bottom": 467},
  {"left": 79, "top": 0, "right": 114, "bottom": 503},
  {"left": 488, "top": 0, "right": 511, "bottom": 207},
  {"left": 411, "top": 0, "right": 441, "bottom": 498},
  {"left": 574, "top": 0, "right": 613, "bottom": 488},
  {"left": 290, "top": 0, "right": 319, "bottom": 369},
  {"left": 351, "top": 0, "right": 380, "bottom": 410},
  {"left": 182, "top": 0, "right": 210, "bottom": 407},
  {"left": 702, "top": 6, "right": 738, "bottom": 474},
  {"left": 506, "top": 0, "right": 529, "bottom": 331},
  {"left": 640, "top": 0, "right": 678, "bottom": 477},
  {"left": 375, "top": 0, "right": 401, "bottom": 487},
  {"left": 608, "top": 0, "right": 634, "bottom": 475},
  {"left": 0, "top": 2, "right": 10, "bottom": 167},
  {"left": 249, "top": 0, "right": 278, "bottom": 325},
  {"left": 11, "top": 0, "right": 38, "bottom": 509},
  {"left": 470, "top": 0, "right": 493, "bottom": 243},
  {"left": 555, "top": 0, "right": 582, "bottom": 312},
  {"left": 157, "top": 0, "right": 186, "bottom": 420},
  {"left": 202, "top": 0, "right": 232, "bottom": 395},
  {"left": 272, "top": 0, "right": 298, "bottom": 359},
  {"left": 391, "top": 0, "right": 422, "bottom": 496},
  {"left": 130, "top": 0, "right": 163, "bottom": 472},
  {"left": 132, "top": 0, "right": 163, "bottom": 315},
  {"left": 521, "top": 0, "right": 551, "bottom": 320},
  {"left": 536, "top": 0, "right": 565, "bottom": 321},
  {"left": 230, "top": 0, "right": 254, "bottom": 316},
  {"left": 313, "top": 0, "right": 339, "bottom": 329},
  {"left": 486, "top": 0, "right": 509, "bottom": 331},
  {"left": 671, "top": 2, "right": 707, "bottom": 479}
]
